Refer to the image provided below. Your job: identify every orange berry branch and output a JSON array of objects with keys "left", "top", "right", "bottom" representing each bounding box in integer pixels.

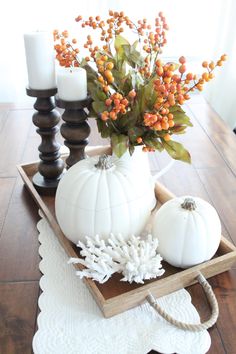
[{"left": 54, "top": 10, "right": 227, "bottom": 161}]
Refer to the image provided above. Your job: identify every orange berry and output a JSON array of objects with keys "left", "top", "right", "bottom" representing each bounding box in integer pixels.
[
  {"left": 98, "top": 65, "right": 104, "bottom": 73},
  {"left": 104, "top": 70, "right": 112, "bottom": 79},
  {"left": 98, "top": 75, "right": 104, "bottom": 83},
  {"left": 101, "top": 112, "right": 109, "bottom": 121},
  {"left": 105, "top": 98, "right": 112, "bottom": 106},
  {"left": 121, "top": 98, "right": 128, "bottom": 106},
  {"left": 179, "top": 65, "right": 186, "bottom": 74},
  {"left": 168, "top": 120, "right": 175, "bottom": 127},
  {"left": 108, "top": 76, "right": 114, "bottom": 83},
  {"left": 106, "top": 62, "right": 114, "bottom": 70},
  {"left": 186, "top": 73, "right": 193, "bottom": 80},
  {"left": 72, "top": 38, "right": 77, "bottom": 44},
  {"left": 114, "top": 99, "right": 120, "bottom": 106},
  {"left": 97, "top": 59, "right": 104, "bottom": 66},
  {"left": 202, "top": 61, "right": 208, "bottom": 68},
  {"left": 217, "top": 60, "right": 223, "bottom": 66},
  {"left": 101, "top": 55, "right": 108, "bottom": 61},
  {"left": 157, "top": 67, "right": 164, "bottom": 76},
  {"left": 161, "top": 108, "right": 167, "bottom": 115},
  {"left": 166, "top": 70, "right": 174, "bottom": 78},
  {"left": 164, "top": 133, "right": 171, "bottom": 141},
  {"left": 168, "top": 93, "right": 175, "bottom": 103},
  {"left": 155, "top": 59, "right": 162, "bottom": 67},
  {"left": 196, "top": 84, "right": 204, "bottom": 91},
  {"left": 103, "top": 86, "right": 110, "bottom": 93},
  {"left": 179, "top": 56, "right": 186, "bottom": 64},
  {"left": 137, "top": 137, "right": 143, "bottom": 144},
  {"left": 162, "top": 116, "right": 168, "bottom": 122},
  {"left": 154, "top": 122, "right": 162, "bottom": 131},
  {"left": 202, "top": 72, "right": 209, "bottom": 81},
  {"left": 109, "top": 111, "right": 117, "bottom": 120},
  {"left": 164, "top": 101, "right": 171, "bottom": 108},
  {"left": 128, "top": 90, "right": 136, "bottom": 98},
  {"left": 85, "top": 56, "right": 90, "bottom": 62},
  {"left": 161, "top": 121, "right": 169, "bottom": 130},
  {"left": 221, "top": 54, "right": 227, "bottom": 61},
  {"left": 209, "top": 61, "right": 215, "bottom": 70},
  {"left": 157, "top": 97, "right": 164, "bottom": 103},
  {"left": 142, "top": 146, "right": 148, "bottom": 152},
  {"left": 164, "top": 77, "right": 171, "bottom": 84},
  {"left": 75, "top": 15, "right": 82, "bottom": 22}
]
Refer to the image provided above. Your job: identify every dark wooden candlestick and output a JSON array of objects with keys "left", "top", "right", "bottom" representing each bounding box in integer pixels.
[
  {"left": 55, "top": 96, "right": 91, "bottom": 168},
  {"left": 26, "top": 88, "right": 65, "bottom": 195}
]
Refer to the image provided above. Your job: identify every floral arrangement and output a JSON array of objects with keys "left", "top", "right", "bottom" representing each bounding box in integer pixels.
[
  {"left": 53, "top": 10, "right": 227, "bottom": 161},
  {"left": 68, "top": 233, "right": 164, "bottom": 284}
]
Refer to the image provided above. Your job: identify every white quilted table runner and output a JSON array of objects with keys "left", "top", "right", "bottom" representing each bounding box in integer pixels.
[{"left": 33, "top": 216, "right": 211, "bottom": 354}]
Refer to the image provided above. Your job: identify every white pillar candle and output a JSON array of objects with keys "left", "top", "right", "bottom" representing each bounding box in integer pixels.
[
  {"left": 24, "top": 31, "right": 56, "bottom": 90},
  {"left": 57, "top": 67, "right": 87, "bottom": 101}
]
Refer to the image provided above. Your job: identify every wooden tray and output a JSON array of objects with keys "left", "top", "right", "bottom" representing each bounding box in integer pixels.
[{"left": 17, "top": 146, "right": 236, "bottom": 318}]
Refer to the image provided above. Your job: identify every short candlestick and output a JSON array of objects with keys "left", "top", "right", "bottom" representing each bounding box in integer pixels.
[{"left": 55, "top": 96, "right": 92, "bottom": 168}]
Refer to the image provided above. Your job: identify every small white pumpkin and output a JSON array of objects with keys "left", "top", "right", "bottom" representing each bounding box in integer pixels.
[
  {"left": 152, "top": 196, "right": 221, "bottom": 268},
  {"left": 55, "top": 154, "right": 156, "bottom": 244}
]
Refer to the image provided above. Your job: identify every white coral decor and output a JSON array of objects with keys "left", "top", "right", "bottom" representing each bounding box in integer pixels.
[{"left": 68, "top": 233, "right": 165, "bottom": 284}]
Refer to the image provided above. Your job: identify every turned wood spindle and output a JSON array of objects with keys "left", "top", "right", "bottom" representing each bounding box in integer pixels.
[
  {"left": 55, "top": 96, "right": 92, "bottom": 168},
  {"left": 26, "top": 88, "right": 64, "bottom": 194}
]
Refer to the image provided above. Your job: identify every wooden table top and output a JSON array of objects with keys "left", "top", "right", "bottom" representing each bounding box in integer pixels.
[{"left": 0, "top": 95, "right": 235, "bottom": 354}]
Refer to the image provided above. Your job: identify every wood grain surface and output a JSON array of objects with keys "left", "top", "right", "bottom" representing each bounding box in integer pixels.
[{"left": 0, "top": 95, "right": 236, "bottom": 353}]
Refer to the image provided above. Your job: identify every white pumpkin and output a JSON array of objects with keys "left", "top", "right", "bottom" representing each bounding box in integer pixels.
[
  {"left": 55, "top": 154, "right": 156, "bottom": 244},
  {"left": 152, "top": 196, "right": 221, "bottom": 268}
]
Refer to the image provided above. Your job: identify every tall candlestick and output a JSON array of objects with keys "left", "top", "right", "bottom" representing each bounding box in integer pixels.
[
  {"left": 26, "top": 88, "right": 65, "bottom": 195},
  {"left": 57, "top": 67, "right": 87, "bottom": 101},
  {"left": 24, "top": 31, "right": 56, "bottom": 90}
]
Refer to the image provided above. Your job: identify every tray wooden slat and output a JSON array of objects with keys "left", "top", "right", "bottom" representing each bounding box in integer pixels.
[{"left": 17, "top": 146, "right": 236, "bottom": 318}]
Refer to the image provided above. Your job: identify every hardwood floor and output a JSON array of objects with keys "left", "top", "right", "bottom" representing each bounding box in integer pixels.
[{"left": 0, "top": 95, "right": 236, "bottom": 353}]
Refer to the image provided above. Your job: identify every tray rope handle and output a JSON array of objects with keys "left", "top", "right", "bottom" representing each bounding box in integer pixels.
[{"left": 146, "top": 272, "right": 219, "bottom": 332}]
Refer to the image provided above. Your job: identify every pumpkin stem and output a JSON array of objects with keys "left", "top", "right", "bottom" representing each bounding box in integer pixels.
[
  {"left": 181, "top": 198, "right": 197, "bottom": 211},
  {"left": 95, "top": 154, "right": 114, "bottom": 170}
]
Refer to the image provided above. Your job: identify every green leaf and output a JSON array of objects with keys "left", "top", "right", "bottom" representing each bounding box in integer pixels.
[
  {"left": 115, "top": 35, "right": 130, "bottom": 52},
  {"left": 81, "top": 62, "right": 97, "bottom": 82},
  {"left": 111, "top": 133, "right": 129, "bottom": 158},
  {"left": 173, "top": 112, "right": 193, "bottom": 127},
  {"left": 96, "top": 118, "right": 112, "bottom": 138},
  {"left": 139, "top": 77, "right": 157, "bottom": 112},
  {"left": 130, "top": 70, "right": 143, "bottom": 89},
  {"left": 143, "top": 138, "right": 164, "bottom": 152},
  {"left": 132, "top": 40, "right": 139, "bottom": 50},
  {"left": 88, "top": 83, "right": 107, "bottom": 102},
  {"left": 162, "top": 140, "right": 191, "bottom": 163},
  {"left": 87, "top": 106, "right": 97, "bottom": 118},
  {"left": 169, "top": 105, "right": 185, "bottom": 113},
  {"left": 92, "top": 101, "right": 106, "bottom": 114},
  {"left": 171, "top": 125, "right": 187, "bottom": 134},
  {"left": 128, "top": 127, "right": 144, "bottom": 143},
  {"left": 112, "top": 68, "right": 126, "bottom": 82},
  {"left": 129, "top": 144, "right": 135, "bottom": 156},
  {"left": 122, "top": 44, "right": 144, "bottom": 68},
  {"left": 114, "top": 35, "right": 130, "bottom": 63}
]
